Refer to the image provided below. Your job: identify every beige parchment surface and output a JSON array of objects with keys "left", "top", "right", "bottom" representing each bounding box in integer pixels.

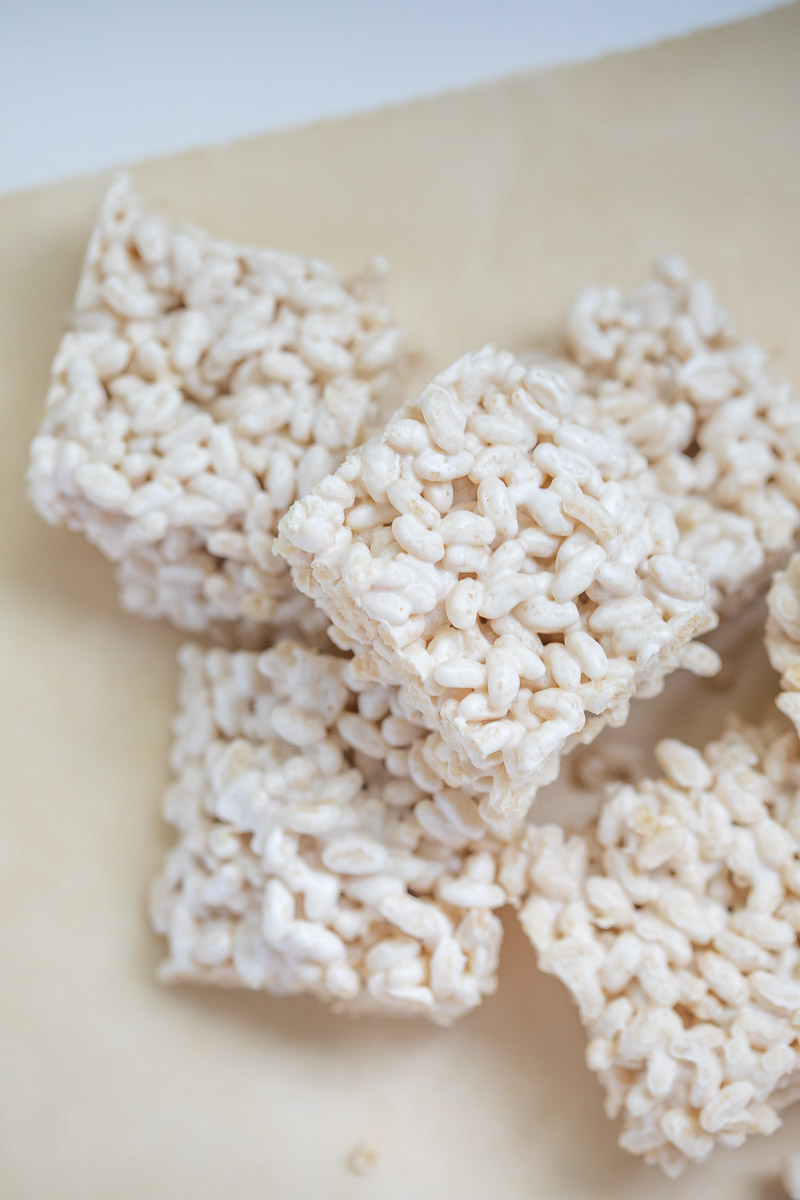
[{"left": 1, "top": 7, "right": 800, "bottom": 1198}]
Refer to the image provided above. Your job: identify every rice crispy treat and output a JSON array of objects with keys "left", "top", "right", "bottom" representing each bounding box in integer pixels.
[
  {"left": 27, "top": 175, "right": 403, "bottom": 645},
  {"left": 150, "top": 641, "right": 527, "bottom": 1023},
  {"left": 520, "top": 722, "right": 800, "bottom": 1177},
  {"left": 276, "top": 347, "right": 713, "bottom": 817},
  {"left": 562, "top": 256, "right": 800, "bottom": 614},
  {"left": 766, "top": 553, "right": 800, "bottom": 737}
]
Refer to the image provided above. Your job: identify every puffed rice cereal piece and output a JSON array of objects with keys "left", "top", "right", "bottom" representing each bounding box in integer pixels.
[
  {"left": 27, "top": 174, "right": 404, "bottom": 646},
  {"left": 276, "top": 347, "right": 714, "bottom": 817},
  {"left": 766, "top": 553, "right": 800, "bottom": 737},
  {"left": 783, "top": 1153, "right": 800, "bottom": 1199},
  {"left": 151, "top": 641, "right": 523, "bottom": 1022},
  {"left": 562, "top": 257, "right": 800, "bottom": 615},
  {"left": 520, "top": 720, "right": 800, "bottom": 1176}
]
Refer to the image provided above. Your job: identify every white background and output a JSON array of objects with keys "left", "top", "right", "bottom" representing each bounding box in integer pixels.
[{"left": 0, "top": 0, "right": 785, "bottom": 196}]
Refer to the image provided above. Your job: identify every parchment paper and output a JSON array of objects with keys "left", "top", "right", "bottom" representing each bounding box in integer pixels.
[{"left": 2, "top": 7, "right": 799, "bottom": 1198}]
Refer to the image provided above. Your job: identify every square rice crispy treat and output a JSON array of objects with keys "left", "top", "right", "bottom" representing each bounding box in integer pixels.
[
  {"left": 150, "top": 641, "right": 528, "bottom": 1023},
  {"left": 276, "top": 348, "right": 713, "bottom": 817},
  {"left": 27, "top": 175, "right": 403, "bottom": 646},
  {"left": 562, "top": 256, "right": 800, "bottom": 615},
  {"left": 520, "top": 723, "right": 800, "bottom": 1177}
]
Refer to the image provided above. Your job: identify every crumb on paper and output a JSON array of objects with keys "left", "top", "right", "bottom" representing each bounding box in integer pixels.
[{"left": 348, "top": 1143, "right": 378, "bottom": 1175}]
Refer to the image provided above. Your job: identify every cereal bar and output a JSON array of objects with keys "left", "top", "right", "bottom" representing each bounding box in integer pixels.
[
  {"left": 277, "top": 348, "right": 713, "bottom": 817},
  {"left": 520, "top": 724, "right": 800, "bottom": 1176},
  {"left": 151, "top": 641, "right": 525, "bottom": 1022},
  {"left": 28, "top": 175, "right": 403, "bottom": 645},
  {"left": 563, "top": 257, "right": 800, "bottom": 614}
]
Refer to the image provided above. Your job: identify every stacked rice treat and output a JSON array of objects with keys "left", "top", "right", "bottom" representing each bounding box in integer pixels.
[{"left": 28, "top": 180, "right": 800, "bottom": 1179}]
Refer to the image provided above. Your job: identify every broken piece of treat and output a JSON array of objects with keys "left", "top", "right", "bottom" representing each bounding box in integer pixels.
[
  {"left": 27, "top": 175, "right": 403, "bottom": 646},
  {"left": 562, "top": 257, "right": 800, "bottom": 614},
  {"left": 151, "top": 641, "right": 526, "bottom": 1022},
  {"left": 277, "top": 347, "right": 714, "bottom": 817},
  {"left": 766, "top": 552, "right": 800, "bottom": 736},
  {"left": 520, "top": 722, "right": 800, "bottom": 1177}
]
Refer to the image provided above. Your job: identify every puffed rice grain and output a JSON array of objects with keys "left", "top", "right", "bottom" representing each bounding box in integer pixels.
[
  {"left": 783, "top": 1153, "right": 800, "bottom": 1199},
  {"left": 766, "top": 552, "right": 800, "bottom": 737}
]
